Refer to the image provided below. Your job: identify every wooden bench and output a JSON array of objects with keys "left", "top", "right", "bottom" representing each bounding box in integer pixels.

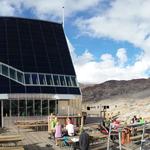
[
  {"left": 0, "top": 146, "right": 24, "bottom": 150},
  {"left": 0, "top": 135, "right": 23, "bottom": 146},
  {"left": 17, "top": 123, "right": 48, "bottom": 131},
  {"left": 130, "top": 133, "right": 149, "bottom": 141}
]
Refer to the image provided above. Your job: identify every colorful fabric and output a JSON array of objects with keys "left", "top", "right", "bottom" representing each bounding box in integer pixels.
[{"left": 55, "top": 124, "right": 62, "bottom": 138}]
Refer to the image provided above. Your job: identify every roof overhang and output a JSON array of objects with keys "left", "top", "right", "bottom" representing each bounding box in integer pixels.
[{"left": 0, "top": 93, "right": 81, "bottom": 100}]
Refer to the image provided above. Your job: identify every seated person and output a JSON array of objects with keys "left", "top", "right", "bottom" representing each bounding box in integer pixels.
[
  {"left": 55, "top": 120, "right": 62, "bottom": 146},
  {"left": 66, "top": 118, "right": 75, "bottom": 136},
  {"left": 79, "top": 129, "right": 89, "bottom": 150}
]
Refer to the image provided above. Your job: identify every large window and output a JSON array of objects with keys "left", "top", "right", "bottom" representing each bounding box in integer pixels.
[
  {"left": 17, "top": 71, "right": 24, "bottom": 83},
  {"left": 66, "top": 76, "right": 72, "bottom": 86},
  {"left": 0, "top": 63, "right": 78, "bottom": 87},
  {"left": 42, "top": 100, "right": 48, "bottom": 115},
  {"left": 3, "top": 100, "right": 10, "bottom": 117},
  {"left": 32, "top": 74, "right": 39, "bottom": 84},
  {"left": 59, "top": 76, "right": 66, "bottom": 86},
  {"left": 2, "top": 64, "right": 8, "bottom": 76},
  {"left": 53, "top": 75, "right": 60, "bottom": 86},
  {"left": 25, "top": 74, "right": 31, "bottom": 84},
  {"left": 49, "top": 100, "right": 55, "bottom": 114},
  {"left": 39, "top": 74, "right": 46, "bottom": 85},
  {"left": 19, "top": 100, "right": 26, "bottom": 116},
  {"left": 35, "top": 100, "right": 41, "bottom": 115},
  {"left": 11, "top": 100, "right": 18, "bottom": 116},
  {"left": 71, "top": 76, "right": 77, "bottom": 87},
  {"left": 9, "top": 68, "right": 16, "bottom": 80},
  {"left": 46, "top": 75, "right": 53, "bottom": 85},
  {"left": 27, "top": 100, "right": 33, "bottom": 116}
]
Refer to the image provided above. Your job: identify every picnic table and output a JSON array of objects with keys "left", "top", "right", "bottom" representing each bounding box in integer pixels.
[
  {"left": 0, "top": 134, "right": 23, "bottom": 146},
  {"left": 15, "top": 120, "right": 48, "bottom": 131}
]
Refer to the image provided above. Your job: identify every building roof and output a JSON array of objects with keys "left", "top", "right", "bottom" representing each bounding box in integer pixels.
[{"left": 0, "top": 17, "right": 80, "bottom": 95}]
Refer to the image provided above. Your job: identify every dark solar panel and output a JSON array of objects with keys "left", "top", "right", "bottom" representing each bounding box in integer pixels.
[{"left": 0, "top": 17, "right": 80, "bottom": 95}]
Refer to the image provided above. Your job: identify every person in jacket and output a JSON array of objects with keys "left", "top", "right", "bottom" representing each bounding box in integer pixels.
[{"left": 79, "top": 129, "right": 89, "bottom": 150}]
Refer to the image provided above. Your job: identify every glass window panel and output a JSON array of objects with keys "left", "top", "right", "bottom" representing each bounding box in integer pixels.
[
  {"left": 42, "top": 100, "right": 48, "bottom": 115},
  {"left": 25, "top": 74, "right": 31, "bottom": 84},
  {"left": 11, "top": 100, "right": 18, "bottom": 116},
  {"left": 9, "top": 68, "right": 16, "bottom": 80},
  {"left": 39, "top": 74, "right": 46, "bottom": 85},
  {"left": 46, "top": 75, "right": 53, "bottom": 85},
  {"left": 32, "top": 74, "right": 38, "bottom": 84},
  {"left": 17, "top": 72, "right": 24, "bottom": 83},
  {"left": 2, "top": 65, "right": 8, "bottom": 76},
  {"left": 19, "top": 100, "right": 26, "bottom": 116},
  {"left": 49, "top": 100, "right": 55, "bottom": 114},
  {"left": 66, "top": 76, "right": 72, "bottom": 86},
  {"left": 3, "top": 100, "right": 10, "bottom": 117},
  {"left": 27, "top": 100, "right": 33, "bottom": 116},
  {"left": 53, "top": 75, "right": 60, "bottom": 86},
  {"left": 35, "top": 100, "right": 41, "bottom": 116},
  {"left": 71, "top": 76, "right": 77, "bottom": 87},
  {"left": 59, "top": 76, "right": 66, "bottom": 86}
]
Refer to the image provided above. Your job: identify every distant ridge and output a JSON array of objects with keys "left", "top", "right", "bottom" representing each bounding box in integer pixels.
[{"left": 81, "top": 78, "right": 150, "bottom": 102}]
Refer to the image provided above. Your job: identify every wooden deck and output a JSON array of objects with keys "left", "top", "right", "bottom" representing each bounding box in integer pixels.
[{"left": 0, "top": 126, "right": 149, "bottom": 150}]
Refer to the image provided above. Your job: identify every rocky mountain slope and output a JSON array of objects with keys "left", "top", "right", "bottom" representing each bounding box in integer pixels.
[
  {"left": 81, "top": 78, "right": 150, "bottom": 121},
  {"left": 81, "top": 78, "right": 150, "bottom": 102}
]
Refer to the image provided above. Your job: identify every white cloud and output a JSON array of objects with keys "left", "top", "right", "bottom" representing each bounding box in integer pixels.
[
  {"left": 1, "top": 0, "right": 150, "bottom": 84},
  {"left": 0, "top": 0, "right": 101, "bottom": 21},
  {"left": 116, "top": 48, "right": 127, "bottom": 66},
  {"left": 73, "top": 0, "right": 150, "bottom": 83}
]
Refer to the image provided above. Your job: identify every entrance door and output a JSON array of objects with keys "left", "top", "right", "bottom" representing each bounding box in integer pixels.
[{"left": 0, "top": 101, "right": 1, "bottom": 127}]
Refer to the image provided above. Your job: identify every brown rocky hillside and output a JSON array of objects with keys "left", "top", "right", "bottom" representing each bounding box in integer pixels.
[
  {"left": 81, "top": 78, "right": 150, "bottom": 121},
  {"left": 81, "top": 78, "right": 150, "bottom": 102}
]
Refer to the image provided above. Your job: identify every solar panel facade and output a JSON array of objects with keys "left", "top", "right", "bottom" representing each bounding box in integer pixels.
[{"left": 0, "top": 17, "right": 80, "bottom": 95}]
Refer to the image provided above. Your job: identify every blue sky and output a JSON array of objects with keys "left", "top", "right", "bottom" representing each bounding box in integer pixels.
[{"left": 0, "top": 0, "right": 150, "bottom": 84}]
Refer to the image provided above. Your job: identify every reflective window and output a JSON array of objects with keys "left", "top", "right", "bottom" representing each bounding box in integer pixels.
[
  {"left": 66, "top": 76, "right": 72, "bottom": 86},
  {"left": 25, "top": 74, "right": 31, "bottom": 84},
  {"left": 71, "top": 76, "right": 77, "bottom": 87},
  {"left": 2, "top": 64, "right": 8, "bottom": 76},
  {"left": 49, "top": 100, "right": 55, "bottom": 114},
  {"left": 53, "top": 75, "right": 60, "bottom": 85},
  {"left": 19, "top": 100, "right": 26, "bottom": 116},
  {"left": 46, "top": 75, "right": 53, "bottom": 85},
  {"left": 11, "top": 100, "right": 18, "bottom": 116},
  {"left": 3, "top": 100, "right": 10, "bottom": 117},
  {"left": 27, "top": 100, "right": 33, "bottom": 116},
  {"left": 17, "top": 71, "right": 24, "bottom": 83},
  {"left": 9, "top": 68, "right": 16, "bottom": 80},
  {"left": 39, "top": 74, "right": 46, "bottom": 85},
  {"left": 32, "top": 74, "right": 39, "bottom": 84},
  {"left": 42, "top": 100, "right": 48, "bottom": 115},
  {"left": 59, "top": 76, "right": 66, "bottom": 86},
  {"left": 35, "top": 100, "right": 41, "bottom": 115}
]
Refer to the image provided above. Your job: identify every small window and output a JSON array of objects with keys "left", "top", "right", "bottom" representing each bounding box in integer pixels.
[
  {"left": 2, "top": 65, "right": 8, "bottom": 76},
  {"left": 71, "top": 76, "right": 77, "bottom": 87},
  {"left": 25, "top": 74, "right": 31, "bottom": 84},
  {"left": 32, "top": 74, "right": 39, "bottom": 84},
  {"left": 65, "top": 76, "right": 72, "bottom": 86},
  {"left": 10, "top": 68, "right": 16, "bottom": 80},
  {"left": 53, "top": 75, "right": 60, "bottom": 86},
  {"left": 17, "top": 72, "right": 24, "bottom": 83},
  {"left": 46, "top": 75, "right": 53, "bottom": 85},
  {"left": 39, "top": 74, "right": 46, "bottom": 85},
  {"left": 59, "top": 76, "right": 66, "bottom": 86}
]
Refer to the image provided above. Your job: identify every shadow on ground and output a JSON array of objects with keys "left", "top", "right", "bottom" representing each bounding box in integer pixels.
[{"left": 24, "top": 143, "right": 55, "bottom": 150}]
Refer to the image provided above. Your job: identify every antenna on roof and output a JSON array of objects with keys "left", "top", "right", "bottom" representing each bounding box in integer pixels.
[{"left": 62, "top": 6, "right": 64, "bottom": 28}]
